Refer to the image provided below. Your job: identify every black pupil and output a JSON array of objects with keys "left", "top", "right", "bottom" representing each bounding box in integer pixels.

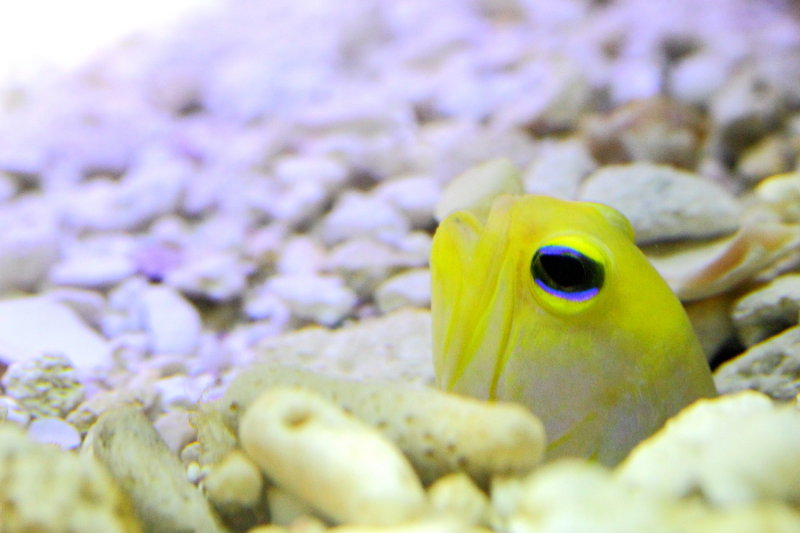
[
  {"left": 532, "top": 247, "right": 604, "bottom": 295},
  {"left": 540, "top": 254, "right": 587, "bottom": 289}
]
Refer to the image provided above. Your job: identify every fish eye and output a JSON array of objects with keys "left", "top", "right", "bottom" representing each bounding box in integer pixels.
[{"left": 531, "top": 245, "right": 604, "bottom": 302}]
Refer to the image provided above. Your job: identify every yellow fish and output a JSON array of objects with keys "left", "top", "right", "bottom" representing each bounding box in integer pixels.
[{"left": 431, "top": 194, "right": 716, "bottom": 465}]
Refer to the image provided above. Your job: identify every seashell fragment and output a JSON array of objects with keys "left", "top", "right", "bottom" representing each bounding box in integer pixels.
[{"left": 644, "top": 221, "right": 800, "bottom": 301}]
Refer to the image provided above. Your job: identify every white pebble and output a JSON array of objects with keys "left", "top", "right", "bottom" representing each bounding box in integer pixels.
[
  {"left": 374, "top": 175, "right": 439, "bottom": 228},
  {"left": 375, "top": 269, "right": 431, "bottom": 313},
  {"left": 139, "top": 285, "right": 202, "bottom": 355},
  {"left": 266, "top": 274, "right": 357, "bottom": 326},
  {"left": 0, "top": 297, "right": 110, "bottom": 370},
  {"left": 276, "top": 236, "right": 327, "bottom": 275},
  {"left": 320, "top": 192, "right": 410, "bottom": 246},
  {"left": 28, "top": 417, "right": 82, "bottom": 449}
]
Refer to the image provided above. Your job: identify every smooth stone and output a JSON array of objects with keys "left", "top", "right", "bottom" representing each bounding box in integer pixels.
[
  {"left": 276, "top": 236, "right": 327, "bottom": 276},
  {"left": 139, "top": 285, "right": 202, "bottom": 355},
  {"left": 49, "top": 251, "right": 137, "bottom": 289},
  {"left": 0, "top": 297, "right": 110, "bottom": 370},
  {"left": 203, "top": 449, "right": 264, "bottom": 511},
  {"left": 27, "top": 417, "right": 81, "bottom": 449},
  {"left": 580, "top": 163, "right": 741, "bottom": 244},
  {"left": 83, "top": 405, "right": 228, "bottom": 533}
]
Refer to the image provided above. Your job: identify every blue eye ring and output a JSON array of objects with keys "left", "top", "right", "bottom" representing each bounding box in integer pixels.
[{"left": 531, "top": 245, "right": 604, "bottom": 302}]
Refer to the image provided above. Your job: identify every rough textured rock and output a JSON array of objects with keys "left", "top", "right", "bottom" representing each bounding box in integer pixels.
[
  {"left": 493, "top": 459, "right": 800, "bottom": 533},
  {"left": 83, "top": 405, "right": 228, "bottom": 533},
  {"left": 617, "top": 391, "right": 800, "bottom": 506},
  {"left": 240, "top": 387, "right": 427, "bottom": 526},
  {"left": 217, "top": 365, "right": 546, "bottom": 485},
  {"left": 731, "top": 274, "right": 800, "bottom": 346},
  {"left": 579, "top": 163, "right": 741, "bottom": 244},
  {"left": 1, "top": 353, "right": 84, "bottom": 417},
  {"left": 522, "top": 137, "right": 596, "bottom": 199},
  {"left": 251, "top": 308, "right": 434, "bottom": 383},
  {"left": 714, "top": 326, "right": 800, "bottom": 400},
  {"left": 0, "top": 422, "right": 143, "bottom": 533}
]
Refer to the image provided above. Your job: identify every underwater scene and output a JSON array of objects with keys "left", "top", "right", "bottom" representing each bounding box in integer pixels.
[{"left": 1, "top": 0, "right": 800, "bottom": 531}]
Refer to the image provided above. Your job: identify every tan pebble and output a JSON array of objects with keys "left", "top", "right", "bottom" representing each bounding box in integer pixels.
[
  {"left": 267, "top": 486, "right": 322, "bottom": 526},
  {"left": 204, "top": 449, "right": 263, "bottom": 509},
  {"left": 220, "top": 365, "right": 546, "bottom": 485},
  {"left": 83, "top": 405, "right": 228, "bottom": 533},
  {"left": 247, "top": 526, "right": 290, "bottom": 533},
  {"left": 239, "top": 386, "right": 427, "bottom": 526},
  {"left": 0, "top": 422, "right": 142, "bottom": 532},
  {"left": 330, "top": 517, "right": 492, "bottom": 533},
  {"left": 428, "top": 472, "right": 489, "bottom": 526},
  {"left": 617, "top": 391, "right": 800, "bottom": 506},
  {"left": 434, "top": 158, "right": 523, "bottom": 222},
  {"left": 190, "top": 402, "right": 239, "bottom": 466}
]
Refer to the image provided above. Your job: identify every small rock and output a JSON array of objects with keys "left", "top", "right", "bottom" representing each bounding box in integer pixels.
[
  {"left": 165, "top": 251, "right": 254, "bottom": 301},
  {"left": 27, "top": 417, "right": 81, "bottom": 449},
  {"left": 752, "top": 171, "right": 800, "bottom": 224},
  {"left": 582, "top": 98, "right": 707, "bottom": 169},
  {"left": 265, "top": 274, "right": 357, "bottom": 326},
  {"left": 204, "top": 449, "right": 264, "bottom": 511},
  {"left": 83, "top": 405, "right": 228, "bottom": 533},
  {"left": 327, "top": 238, "right": 424, "bottom": 297},
  {"left": 618, "top": 391, "right": 800, "bottom": 507},
  {"left": 710, "top": 66, "right": 785, "bottom": 155},
  {"left": 375, "top": 268, "right": 431, "bottom": 313},
  {"left": 737, "top": 134, "right": 792, "bottom": 185},
  {"left": 579, "top": 163, "right": 741, "bottom": 244},
  {"left": 428, "top": 472, "right": 489, "bottom": 527},
  {"left": 522, "top": 137, "right": 596, "bottom": 199},
  {"left": 0, "top": 423, "right": 142, "bottom": 532},
  {"left": 714, "top": 325, "right": 800, "bottom": 400},
  {"left": 1, "top": 353, "right": 84, "bottom": 417},
  {"left": 434, "top": 158, "right": 523, "bottom": 222},
  {"left": 0, "top": 396, "right": 30, "bottom": 427},
  {"left": 374, "top": 175, "right": 440, "bottom": 229},
  {"left": 48, "top": 234, "right": 138, "bottom": 289},
  {"left": 138, "top": 284, "right": 203, "bottom": 355},
  {"left": 153, "top": 410, "right": 196, "bottom": 455},
  {"left": 272, "top": 153, "right": 349, "bottom": 192},
  {"left": 320, "top": 191, "right": 410, "bottom": 246},
  {"left": 731, "top": 274, "right": 800, "bottom": 346},
  {"left": 239, "top": 387, "right": 428, "bottom": 526},
  {"left": 276, "top": 236, "right": 327, "bottom": 276},
  {"left": 0, "top": 296, "right": 110, "bottom": 370},
  {"left": 0, "top": 197, "right": 60, "bottom": 295},
  {"left": 61, "top": 149, "right": 189, "bottom": 232}
]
